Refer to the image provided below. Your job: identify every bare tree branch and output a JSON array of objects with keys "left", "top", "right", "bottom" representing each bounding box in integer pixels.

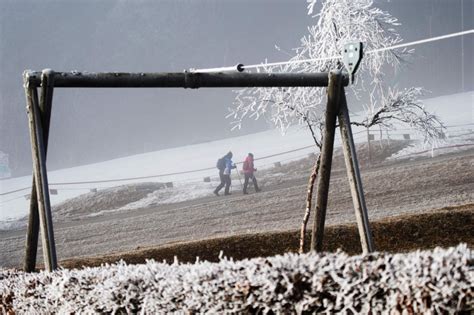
[{"left": 352, "top": 87, "right": 446, "bottom": 143}]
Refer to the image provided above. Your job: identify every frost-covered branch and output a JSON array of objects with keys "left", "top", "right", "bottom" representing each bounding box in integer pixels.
[{"left": 352, "top": 87, "right": 446, "bottom": 144}]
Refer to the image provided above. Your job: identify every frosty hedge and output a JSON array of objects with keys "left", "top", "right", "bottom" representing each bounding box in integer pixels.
[{"left": 1, "top": 245, "right": 472, "bottom": 313}]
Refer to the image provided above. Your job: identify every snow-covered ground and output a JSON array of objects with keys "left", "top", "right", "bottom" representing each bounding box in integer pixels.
[{"left": 0, "top": 91, "right": 472, "bottom": 227}]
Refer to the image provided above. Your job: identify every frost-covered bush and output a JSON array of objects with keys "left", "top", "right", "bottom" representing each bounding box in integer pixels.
[{"left": 1, "top": 245, "right": 472, "bottom": 313}]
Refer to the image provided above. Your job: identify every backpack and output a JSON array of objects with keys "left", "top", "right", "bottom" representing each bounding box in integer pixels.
[{"left": 216, "top": 158, "right": 226, "bottom": 171}]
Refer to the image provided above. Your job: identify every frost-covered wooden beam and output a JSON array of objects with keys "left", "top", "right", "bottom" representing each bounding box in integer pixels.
[{"left": 24, "top": 71, "right": 349, "bottom": 88}]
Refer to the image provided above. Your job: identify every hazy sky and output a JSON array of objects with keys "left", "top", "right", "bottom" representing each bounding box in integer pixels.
[{"left": 0, "top": 0, "right": 472, "bottom": 176}]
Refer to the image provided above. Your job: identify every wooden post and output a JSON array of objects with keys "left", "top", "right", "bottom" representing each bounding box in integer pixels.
[
  {"left": 367, "top": 127, "right": 372, "bottom": 167},
  {"left": 24, "top": 179, "right": 40, "bottom": 272},
  {"left": 337, "top": 91, "right": 374, "bottom": 253},
  {"left": 24, "top": 70, "right": 55, "bottom": 272},
  {"left": 379, "top": 125, "right": 383, "bottom": 148},
  {"left": 24, "top": 70, "right": 57, "bottom": 271},
  {"left": 310, "top": 71, "right": 343, "bottom": 252}
]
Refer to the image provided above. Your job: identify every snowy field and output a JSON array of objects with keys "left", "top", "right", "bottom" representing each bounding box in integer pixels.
[{"left": 0, "top": 91, "right": 472, "bottom": 228}]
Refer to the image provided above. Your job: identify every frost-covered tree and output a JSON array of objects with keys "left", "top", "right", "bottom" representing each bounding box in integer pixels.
[
  {"left": 228, "top": 0, "right": 446, "bottom": 252},
  {"left": 229, "top": 0, "right": 444, "bottom": 144}
]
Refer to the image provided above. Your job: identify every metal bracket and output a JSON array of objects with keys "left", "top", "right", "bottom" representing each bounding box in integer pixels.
[{"left": 342, "top": 42, "right": 363, "bottom": 84}]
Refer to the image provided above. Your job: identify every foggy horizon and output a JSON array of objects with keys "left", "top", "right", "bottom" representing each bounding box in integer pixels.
[{"left": 0, "top": 0, "right": 472, "bottom": 177}]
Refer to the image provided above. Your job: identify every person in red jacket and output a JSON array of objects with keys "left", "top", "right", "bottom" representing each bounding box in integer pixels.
[{"left": 242, "top": 153, "right": 261, "bottom": 194}]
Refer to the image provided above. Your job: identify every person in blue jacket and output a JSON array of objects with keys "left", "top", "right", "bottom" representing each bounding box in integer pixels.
[{"left": 214, "top": 151, "right": 236, "bottom": 196}]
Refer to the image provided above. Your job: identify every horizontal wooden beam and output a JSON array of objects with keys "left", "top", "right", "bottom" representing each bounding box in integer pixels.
[{"left": 24, "top": 70, "right": 349, "bottom": 88}]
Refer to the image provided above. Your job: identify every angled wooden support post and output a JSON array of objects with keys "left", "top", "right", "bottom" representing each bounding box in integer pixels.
[
  {"left": 310, "top": 70, "right": 343, "bottom": 252},
  {"left": 337, "top": 91, "right": 374, "bottom": 253},
  {"left": 24, "top": 177, "right": 40, "bottom": 272},
  {"left": 24, "top": 69, "right": 57, "bottom": 271}
]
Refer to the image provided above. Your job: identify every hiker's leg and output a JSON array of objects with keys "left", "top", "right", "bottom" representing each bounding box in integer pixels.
[
  {"left": 215, "top": 172, "right": 225, "bottom": 193},
  {"left": 243, "top": 174, "right": 250, "bottom": 194},
  {"left": 224, "top": 175, "right": 231, "bottom": 195}
]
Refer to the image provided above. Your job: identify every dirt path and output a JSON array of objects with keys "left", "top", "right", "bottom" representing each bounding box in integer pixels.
[{"left": 1, "top": 150, "right": 473, "bottom": 268}]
